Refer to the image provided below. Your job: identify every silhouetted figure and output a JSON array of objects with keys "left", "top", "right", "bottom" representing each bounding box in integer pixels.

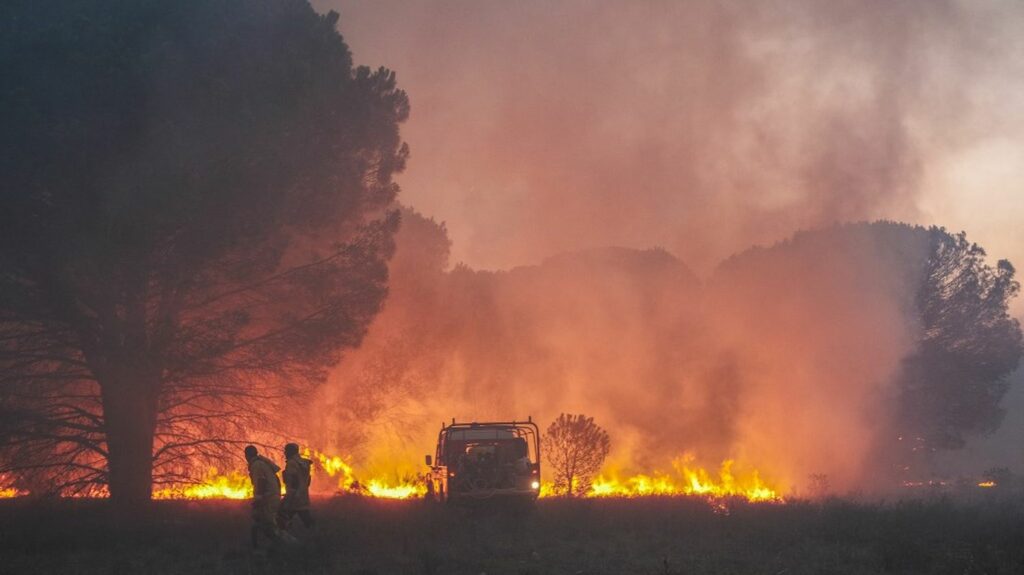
[
  {"left": 245, "top": 445, "right": 283, "bottom": 549},
  {"left": 278, "top": 443, "right": 315, "bottom": 529}
]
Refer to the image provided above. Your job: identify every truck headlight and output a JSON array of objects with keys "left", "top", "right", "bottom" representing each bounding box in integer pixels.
[{"left": 531, "top": 481, "right": 540, "bottom": 490}]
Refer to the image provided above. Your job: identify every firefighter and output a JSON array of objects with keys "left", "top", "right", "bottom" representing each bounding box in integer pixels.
[
  {"left": 277, "top": 442, "right": 315, "bottom": 529},
  {"left": 244, "top": 445, "right": 283, "bottom": 549}
]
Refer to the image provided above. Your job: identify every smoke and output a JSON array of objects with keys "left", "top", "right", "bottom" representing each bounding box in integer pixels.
[
  {"left": 705, "top": 224, "right": 934, "bottom": 493},
  {"left": 297, "top": 1, "right": 1024, "bottom": 493},
  {"left": 307, "top": 212, "right": 1014, "bottom": 495},
  {"left": 316, "top": 0, "right": 1024, "bottom": 279}
]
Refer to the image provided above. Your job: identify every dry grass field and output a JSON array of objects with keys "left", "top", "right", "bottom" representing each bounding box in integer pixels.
[{"left": 1, "top": 494, "right": 1023, "bottom": 575}]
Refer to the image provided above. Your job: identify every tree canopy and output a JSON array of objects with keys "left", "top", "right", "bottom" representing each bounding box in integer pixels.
[
  {"left": 713, "top": 222, "right": 1021, "bottom": 485},
  {"left": 898, "top": 229, "right": 1021, "bottom": 449},
  {"left": 543, "top": 413, "right": 611, "bottom": 497},
  {"left": 0, "top": 0, "right": 408, "bottom": 503}
]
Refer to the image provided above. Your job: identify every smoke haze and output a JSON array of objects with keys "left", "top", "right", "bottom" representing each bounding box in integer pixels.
[
  {"left": 321, "top": 0, "right": 1024, "bottom": 288},
  {"left": 299, "top": 1, "right": 1024, "bottom": 494},
  {"left": 306, "top": 213, "right": 1017, "bottom": 495}
]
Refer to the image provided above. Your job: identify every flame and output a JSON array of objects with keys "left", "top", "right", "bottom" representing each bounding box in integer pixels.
[
  {"left": 364, "top": 478, "right": 426, "bottom": 499},
  {"left": 542, "top": 456, "right": 782, "bottom": 502},
  {"left": 0, "top": 475, "right": 26, "bottom": 498},
  {"left": 3, "top": 452, "right": 771, "bottom": 503},
  {"left": 149, "top": 447, "right": 427, "bottom": 500},
  {"left": 309, "top": 448, "right": 426, "bottom": 499},
  {"left": 150, "top": 449, "right": 426, "bottom": 500},
  {"left": 0, "top": 486, "right": 24, "bottom": 499},
  {"left": 309, "top": 449, "right": 357, "bottom": 489},
  {"left": 153, "top": 468, "right": 252, "bottom": 500},
  {"left": 1, "top": 448, "right": 427, "bottom": 500},
  {"left": 977, "top": 481, "right": 996, "bottom": 488}
]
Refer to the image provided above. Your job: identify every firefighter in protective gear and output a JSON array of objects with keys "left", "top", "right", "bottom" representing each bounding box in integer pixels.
[
  {"left": 244, "top": 445, "right": 283, "bottom": 548},
  {"left": 278, "top": 442, "right": 315, "bottom": 529}
]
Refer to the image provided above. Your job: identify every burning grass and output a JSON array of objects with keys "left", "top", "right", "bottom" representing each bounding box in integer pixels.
[
  {"left": 583, "top": 457, "right": 780, "bottom": 501},
  {"left": 0, "top": 474, "right": 26, "bottom": 499},
  {"left": 150, "top": 454, "right": 775, "bottom": 503},
  {"left": 153, "top": 469, "right": 252, "bottom": 501},
  {"left": 6, "top": 449, "right": 777, "bottom": 503},
  {"left": 0, "top": 486, "right": 23, "bottom": 499}
]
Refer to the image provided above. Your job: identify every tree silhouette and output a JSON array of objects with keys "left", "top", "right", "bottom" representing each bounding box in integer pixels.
[
  {"left": 0, "top": 0, "right": 408, "bottom": 505},
  {"left": 713, "top": 222, "right": 1022, "bottom": 482},
  {"left": 316, "top": 208, "right": 452, "bottom": 454},
  {"left": 543, "top": 413, "right": 611, "bottom": 497},
  {"left": 897, "top": 229, "right": 1021, "bottom": 450}
]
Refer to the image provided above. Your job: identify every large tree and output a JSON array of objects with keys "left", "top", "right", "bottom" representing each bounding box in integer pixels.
[
  {"left": 711, "top": 222, "right": 1021, "bottom": 485},
  {"left": 0, "top": 0, "right": 409, "bottom": 504},
  {"left": 897, "top": 229, "right": 1022, "bottom": 450}
]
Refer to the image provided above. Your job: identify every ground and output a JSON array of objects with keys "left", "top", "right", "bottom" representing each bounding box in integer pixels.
[{"left": 0, "top": 495, "right": 1022, "bottom": 574}]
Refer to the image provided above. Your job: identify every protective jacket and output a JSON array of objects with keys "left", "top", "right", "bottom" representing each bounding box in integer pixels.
[
  {"left": 248, "top": 455, "right": 282, "bottom": 508},
  {"left": 281, "top": 455, "right": 312, "bottom": 511}
]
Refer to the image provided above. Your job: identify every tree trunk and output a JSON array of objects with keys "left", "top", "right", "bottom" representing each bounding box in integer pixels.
[{"left": 101, "top": 369, "right": 160, "bottom": 506}]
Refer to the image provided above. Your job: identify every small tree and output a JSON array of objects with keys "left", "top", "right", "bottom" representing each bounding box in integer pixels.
[{"left": 543, "top": 413, "right": 610, "bottom": 497}]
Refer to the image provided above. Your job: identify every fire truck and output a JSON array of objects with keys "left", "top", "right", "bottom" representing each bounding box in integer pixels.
[{"left": 425, "top": 418, "right": 541, "bottom": 503}]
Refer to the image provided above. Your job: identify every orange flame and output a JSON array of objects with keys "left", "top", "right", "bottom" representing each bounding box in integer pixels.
[
  {"left": 0, "top": 475, "right": 26, "bottom": 498},
  {"left": 5, "top": 453, "right": 774, "bottom": 503},
  {"left": 0, "top": 486, "right": 24, "bottom": 499},
  {"left": 150, "top": 449, "right": 426, "bottom": 500},
  {"left": 153, "top": 468, "right": 252, "bottom": 500},
  {"left": 308, "top": 448, "right": 426, "bottom": 499},
  {"left": 542, "top": 456, "right": 782, "bottom": 502},
  {"left": 364, "top": 478, "right": 426, "bottom": 499}
]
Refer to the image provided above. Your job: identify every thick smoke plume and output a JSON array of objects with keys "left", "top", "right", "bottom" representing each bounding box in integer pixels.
[
  {"left": 297, "top": 1, "right": 1024, "bottom": 495},
  {"left": 306, "top": 212, "right": 1018, "bottom": 495},
  {"left": 321, "top": 0, "right": 1024, "bottom": 278}
]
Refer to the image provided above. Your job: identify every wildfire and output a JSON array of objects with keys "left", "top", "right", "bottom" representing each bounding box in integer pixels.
[
  {"left": 153, "top": 468, "right": 252, "bottom": 500},
  {"left": 309, "top": 449, "right": 426, "bottom": 499},
  {"left": 977, "top": 481, "right": 996, "bottom": 488},
  {"left": 543, "top": 456, "right": 782, "bottom": 502},
  {"left": 149, "top": 449, "right": 426, "bottom": 500},
  {"left": 1, "top": 449, "right": 427, "bottom": 501},
  {"left": 0, "top": 486, "right": 24, "bottom": 499},
  {"left": 364, "top": 478, "right": 426, "bottom": 499},
  {"left": 2, "top": 450, "right": 775, "bottom": 503},
  {"left": 0, "top": 475, "right": 26, "bottom": 499}
]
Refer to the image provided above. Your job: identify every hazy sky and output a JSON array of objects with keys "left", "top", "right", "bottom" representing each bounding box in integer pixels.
[
  {"left": 319, "top": 0, "right": 1024, "bottom": 308},
  {"left": 311, "top": 0, "right": 1024, "bottom": 479}
]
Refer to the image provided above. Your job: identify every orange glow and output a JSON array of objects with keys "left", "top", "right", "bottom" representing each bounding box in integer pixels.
[
  {"left": 153, "top": 468, "right": 252, "bottom": 500},
  {"left": 364, "top": 478, "right": 426, "bottom": 499},
  {"left": 0, "top": 475, "right": 24, "bottom": 498},
  {"left": 977, "top": 481, "right": 996, "bottom": 488},
  {"left": 148, "top": 449, "right": 426, "bottom": 500},
  {"left": 1, "top": 449, "right": 426, "bottom": 500},
  {"left": 541, "top": 455, "right": 782, "bottom": 502},
  {"left": 66, "top": 485, "right": 110, "bottom": 498},
  {"left": 0, "top": 487, "right": 24, "bottom": 499},
  {"left": 309, "top": 448, "right": 425, "bottom": 499}
]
